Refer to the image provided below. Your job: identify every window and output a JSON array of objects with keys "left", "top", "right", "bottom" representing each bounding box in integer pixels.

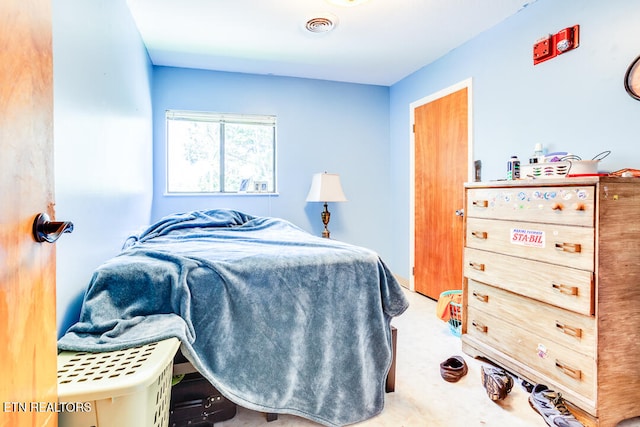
[{"left": 166, "top": 110, "right": 276, "bottom": 194}]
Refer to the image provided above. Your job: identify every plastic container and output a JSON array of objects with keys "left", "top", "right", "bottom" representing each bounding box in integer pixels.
[
  {"left": 529, "top": 143, "right": 545, "bottom": 164},
  {"left": 522, "top": 151, "right": 610, "bottom": 179},
  {"left": 57, "top": 338, "right": 180, "bottom": 427},
  {"left": 521, "top": 161, "right": 571, "bottom": 179},
  {"left": 507, "top": 156, "right": 520, "bottom": 180}
]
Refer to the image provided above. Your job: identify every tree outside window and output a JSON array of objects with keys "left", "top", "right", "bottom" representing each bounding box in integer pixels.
[{"left": 166, "top": 110, "right": 276, "bottom": 194}]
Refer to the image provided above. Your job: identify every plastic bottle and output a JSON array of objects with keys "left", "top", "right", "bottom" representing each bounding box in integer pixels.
[
  {"left": 529, "top": 143, "right": 544, "bottom": 164},
  {"left": 507, "top": 155, "right": 520, "bottom": 180}
]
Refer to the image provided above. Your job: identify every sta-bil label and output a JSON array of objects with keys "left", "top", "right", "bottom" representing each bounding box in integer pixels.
[{"left": 510, "top": 228, "right": 545, "bottom": 248}]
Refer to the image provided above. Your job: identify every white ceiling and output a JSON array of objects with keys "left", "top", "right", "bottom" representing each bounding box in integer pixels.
[{"left": 127, "top": 0, "right": 536, "bottom": 86}]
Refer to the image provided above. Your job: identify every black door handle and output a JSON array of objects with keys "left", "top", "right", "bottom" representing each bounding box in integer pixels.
[{"left": 32, "top": 213, "right": 74, "bottom": 243}]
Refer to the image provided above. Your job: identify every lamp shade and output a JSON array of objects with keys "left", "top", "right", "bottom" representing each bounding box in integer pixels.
[{"left": 305, "top": 173, "right": 347, "bottom": 202}]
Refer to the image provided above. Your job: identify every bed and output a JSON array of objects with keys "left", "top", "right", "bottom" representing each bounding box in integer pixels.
[{"left": 58, "top": 209, "right": 409, "bottom": 426}]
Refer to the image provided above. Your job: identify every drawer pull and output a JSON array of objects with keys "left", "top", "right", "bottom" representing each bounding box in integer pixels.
[
  {"left": 555, "top": 360, "right": 582, "bottom": 380},
  {"left": 555, "top": 322, "right": 583, "bottom": 338},
  {"left": 471, "top": 320, "right": 488, "bottom": 333},
  {"left": 468, "top": 262, "right": 485, "bottom": 272},
  {"left": 472, "top": 200, "right": 488, "bottom": 208},
  {"left": 552, "top": 283, "right": 579, "bottom": 296},
  {"left": 471, "top": 231, "right": 488, "bottom": 239},
  {"left": 472, "top": 291, "right": 489, "bottom": 303},
  {"left": 555, "top": 242, "right": 582, "bottom": 253},
  {"left": 552, "top": 203, "right": 564, "bottom": 211}
]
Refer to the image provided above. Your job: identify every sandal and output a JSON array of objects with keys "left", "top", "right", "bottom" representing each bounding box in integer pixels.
[
  {"left": 481, "top": 366, "right": 514, "bottom": 400},
  {"left": 439, "top": 355, "right": 468, "bottom": 383}
]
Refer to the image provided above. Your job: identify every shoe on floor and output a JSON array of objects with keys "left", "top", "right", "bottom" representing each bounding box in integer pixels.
[
  {"left": 529, "top": 384, "right": 584, "bottom": 427},
  {"left": 439, "top": 355, "right": 468, "bottom": 383},
  {"left": 481, "top": 366, "right": 514, "bottom": 400},
  {"left": 520, "top": 378, "right": 534, "bottom": 393}
]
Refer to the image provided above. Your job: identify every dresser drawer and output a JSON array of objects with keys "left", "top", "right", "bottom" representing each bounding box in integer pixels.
[
  {"left": 466, "top": 218, "right": 594, "bottom": 271},
  {"left": 467, "top": 280, "right": 595, "bottom": 355},
  {"left": 466, "top": 186, "right": 595, "bottom": 226},
  {"left": 466, "top": 306, "right": 595, "bottom": 400},
  {"left": 464, "top": 248, "right": 594, "bottom": 315}
]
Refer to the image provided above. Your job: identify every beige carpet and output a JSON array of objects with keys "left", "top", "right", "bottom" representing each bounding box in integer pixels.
[{"left": 215, "top": 288, "right": 640, "bottom": 427}]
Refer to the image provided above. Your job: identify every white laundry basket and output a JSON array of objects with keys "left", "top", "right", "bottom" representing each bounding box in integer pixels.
[
  {"left": 521, "top": 151, "right": 610, "bottom": 179},
  {"left": 521, "top": 161, "right": 571, "bottom": 179},
  {"left": 57, "top": 338, "right": 180, "bottom": 427}
]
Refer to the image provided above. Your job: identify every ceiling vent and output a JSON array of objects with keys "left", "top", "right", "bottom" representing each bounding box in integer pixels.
[
  {"left": 305, "top": 15, "right": 338, "bottom": 34},
  {"left": 327, "top": 0, "right": 369, "bottom": 6}
]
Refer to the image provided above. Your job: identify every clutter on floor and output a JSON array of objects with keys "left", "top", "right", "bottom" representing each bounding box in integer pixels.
[
  {"left": 440, "top": 355, "right": 585, "bottom": 427},
  {"left": 480, "top": 366, "right": 514, "bottom": 401},
  {"left": 439, "top": 356, "right": 468, "bottom": 383}
]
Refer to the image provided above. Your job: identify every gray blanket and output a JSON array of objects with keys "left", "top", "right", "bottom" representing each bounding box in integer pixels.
[{"left": 58, "top": 209, "right": 409, "bottom": 426}]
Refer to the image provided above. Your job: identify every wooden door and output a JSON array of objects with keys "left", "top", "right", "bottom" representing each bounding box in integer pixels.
[
  {"left": 413, "top": 86, "right": 469, "bottom": 300},
  {"left": 0, "top": 0, "right": 57, "bottom": 426}
]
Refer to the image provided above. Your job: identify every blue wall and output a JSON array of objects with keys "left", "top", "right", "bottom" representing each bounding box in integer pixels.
[
  {"left": 53, "top": 0, "right": 154, "bottom": 334},
  {"left": 151, "top": 67, "right": 394, "bottom": 259},
  {"left": 52, "top": 0, "right": 640, "bottom": 327},
  {"left": 388, "top": 0, "right": 640, "bottom": 277}
]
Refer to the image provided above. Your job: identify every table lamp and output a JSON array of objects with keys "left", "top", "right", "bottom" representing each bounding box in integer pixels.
[{"left": 305, "top": 172, "right": 347, "bottom": 238}]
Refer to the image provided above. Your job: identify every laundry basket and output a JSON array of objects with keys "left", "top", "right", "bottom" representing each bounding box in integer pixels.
[
  {"left": 439, "top": 290, "right": 463, "bottom": 337},
  {"left": 57, "top": 338, "right": 180, "bottom": 427},
  {"left": 521, "top": 161, "right": 571, "bottom": 179}
]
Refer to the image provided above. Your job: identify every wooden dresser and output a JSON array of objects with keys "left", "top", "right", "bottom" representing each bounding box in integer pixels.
[{"left": 461, "top": 177, "right": 640, "bottom": 427}]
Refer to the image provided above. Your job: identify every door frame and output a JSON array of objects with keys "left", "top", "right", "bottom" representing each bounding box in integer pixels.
[{"left": 408, "top": 78, "right": 474, "bottom": 292}]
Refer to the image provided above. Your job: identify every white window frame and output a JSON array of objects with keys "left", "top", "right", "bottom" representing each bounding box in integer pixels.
[{"left": 165, "top": 110, "right": 277, "bottom": 195}]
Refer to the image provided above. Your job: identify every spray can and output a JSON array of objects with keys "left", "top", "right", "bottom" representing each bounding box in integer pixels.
[{"left": 507, "top": 155, "right": 520, "bottom": 180}]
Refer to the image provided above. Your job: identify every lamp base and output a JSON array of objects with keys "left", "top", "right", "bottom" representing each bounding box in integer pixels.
[{"left": 321, "top": 203, "right": 331, "bottom": 239}]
